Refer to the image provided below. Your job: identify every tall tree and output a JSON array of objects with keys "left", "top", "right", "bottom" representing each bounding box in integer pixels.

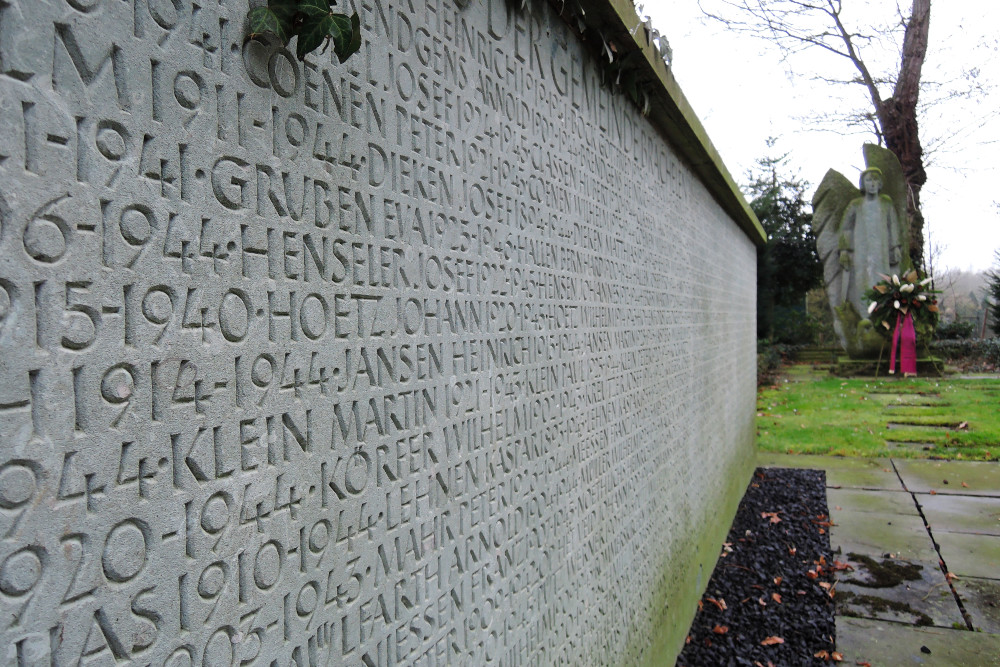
[
  {"left": 702, "top": 0, "right": 931, "bottom": 269},
  {"left": 986, "top": 251, "right": 1000, "bottom": 336},
  {"left": 749, "top": 142, "right": 822, "bottom": 340}
]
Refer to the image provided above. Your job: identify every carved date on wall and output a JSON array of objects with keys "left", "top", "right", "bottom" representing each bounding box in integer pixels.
[{"left": 0, "top": 0, "right": 753, "bottom": 665}]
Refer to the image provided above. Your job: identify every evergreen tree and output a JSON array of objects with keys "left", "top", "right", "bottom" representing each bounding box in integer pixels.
[
  {"left": 749, "top": 142, "right": 822, "bottom": 341},
  {"left": 986, "top": 251, "right": 1000, "bottom": 336}
]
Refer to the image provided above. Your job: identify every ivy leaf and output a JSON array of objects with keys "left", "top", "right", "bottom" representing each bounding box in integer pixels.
[
  {"left": 268, "top": 0, "right": 300, "bottom": 34},
  {"left": 334, "top": 13, "right": 362, "bottom": 63},
  {"left": 298, "top": 0, "right": 333, "bottom": 19},
  {"left": 247, "top": 6, "right": 291, "bottom": 42},
  {"left": 295, "top": 14, "right": 333, "bottom": 60},
  {"left": 326, "top": 12, "right": 347, "bottom": 44}
]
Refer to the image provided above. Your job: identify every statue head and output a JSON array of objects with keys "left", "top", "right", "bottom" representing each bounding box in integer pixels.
[{"left": 859, "top": 167, "right": 883, "bottom": 195}]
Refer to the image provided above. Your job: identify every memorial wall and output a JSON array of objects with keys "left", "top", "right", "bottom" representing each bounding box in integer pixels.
[{"left": 0, "top": 0, "right": 762, "bottom": 664}]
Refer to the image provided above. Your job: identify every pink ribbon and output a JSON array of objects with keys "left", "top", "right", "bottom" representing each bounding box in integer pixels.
[{"left": 888, "top": 312, "right": 917, "bottom": 375}]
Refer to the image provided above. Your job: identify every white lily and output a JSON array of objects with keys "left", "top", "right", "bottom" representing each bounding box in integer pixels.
[
  {"left": 917, "top": 294, "right": 927, "bottom": 301},
  {"left": 894, "top": 300, "right": 900, "bottom": 309},
  {"left": 868, "top": 301, "right": 878, "bottom": 314},
  {"left": 900, "top": 284, "right": 914, "bottom": 293},
  {"left": 920, "top": 276, "right": 933, "bottom": 286},
  {"left": 892, "top": 274, "right": 900, "bottom": 286}
]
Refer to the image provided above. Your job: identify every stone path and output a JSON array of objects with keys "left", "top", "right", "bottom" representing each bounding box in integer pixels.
[
  {"left": 760, "top": 453, "right": 1000, "bottom": 666},
  {"left": 868, "top": 387, "right": 955, "bottom": 453}
]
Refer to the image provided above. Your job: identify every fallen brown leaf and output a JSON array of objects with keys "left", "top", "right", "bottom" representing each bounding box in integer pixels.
[
  {"left": 856, "top": 661, "right": 871, "bottom": 666},
  {"left": 806, "top": 570, "right": 819, "bottom": 579},
  {"left": 962, "top": 482, "right": 969, "bottom": 488},
  {"left": 773, "top": 576, "right": 782, "bottom": 586},
  {"left": 712, "top": 625, "right": 729, "bottom": 635},
  {"left": 819, "top": 581, "right": 833, "bottom": 590},
  {"left": 772, "top": 592, "right": 782, "bottom": 604},
  {"left": 760, "top": 636, "right": 784, "bottom": 646},
  {"left": 814, "top": 650, "right": 830, "bottom": 660},
  {"left": 758, "top": 596, "right": 767, "bottom": 606},
  {"left": 697, "top": 600, "right": 703, "bottom": 611},
  {"left": 831, "top": 651, "right": 844, "bottom": 662},
  {"left": 945, "top": 572, "right": 959, "bottom": 582},
  {"left": 788, "top": 546, "right": 797, "bottom": 556},
  {"left": 706, "top": 597, "right": 727, "bottom": 611},
  {"left": 685, "top": 635, "right": 691, "bottom": 644},
  {"left": 930, "top": 490, "right": 937, "bottom": 495}
]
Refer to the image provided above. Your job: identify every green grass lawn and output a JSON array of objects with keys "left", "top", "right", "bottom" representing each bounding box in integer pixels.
[{"left": 757, "top": 364, "right": 1000, "bottom": 460}]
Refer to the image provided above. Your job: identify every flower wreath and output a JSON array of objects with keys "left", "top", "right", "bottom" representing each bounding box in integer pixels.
[{"left": 864, "top": 270, "right": 940, "bottom": 334}]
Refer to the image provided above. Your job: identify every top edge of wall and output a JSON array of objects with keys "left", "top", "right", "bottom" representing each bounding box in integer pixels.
[{"left": 567, "top": 0, "right": 766, "bottom": 246}]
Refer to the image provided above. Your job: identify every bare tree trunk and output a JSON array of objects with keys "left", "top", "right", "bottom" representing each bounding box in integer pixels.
[{"left": 875, "top": 0, "right": 930, "bottom": 269}]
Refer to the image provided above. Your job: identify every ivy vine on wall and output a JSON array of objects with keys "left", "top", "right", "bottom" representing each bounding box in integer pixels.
[{"left": 246, "top": 0, "right": 361, "bottom": 62}]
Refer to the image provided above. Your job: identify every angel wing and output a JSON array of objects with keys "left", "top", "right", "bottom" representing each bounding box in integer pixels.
[{"left": 811, "top": 168, "right": 857, "bottom": 309}]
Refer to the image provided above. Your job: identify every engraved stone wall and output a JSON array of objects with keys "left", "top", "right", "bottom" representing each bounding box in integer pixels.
[{"left": 0, "top": 0, "right": 757, "bottom": 664}]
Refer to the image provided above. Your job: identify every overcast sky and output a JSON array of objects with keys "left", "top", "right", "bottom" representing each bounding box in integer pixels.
[{"left": 640, "top": 0, "right": 1000, "bottom": 273}]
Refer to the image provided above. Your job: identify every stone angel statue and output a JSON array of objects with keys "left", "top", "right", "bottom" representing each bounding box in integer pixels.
[{"left": 811, "top": 144, "right": 912, "bottom": 358}]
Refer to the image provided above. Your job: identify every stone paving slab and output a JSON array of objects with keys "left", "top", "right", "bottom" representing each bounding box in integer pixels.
[
  {"left": 836, "top": 616, "right": 1000, "bottom": 666},
  {"left": 953, "top": 576, "right": 1000, "bottom": 633},
  {"left": 919, "top": 494, "right": 1000, "bottom": 536},
  {"left": 830, "top": 509, "right": 939, "bottom": 563},
  {"left": 885, "top": 440, "right": 937, "bottom": 453},
  {"left": 935, "top": 532, "right": 1000, "bottom": 580},
  {"left": 758, "top": 453, "right": 902, "bottom": 490},
  {"left": 828, "top": 487, "right": 921, "bottom": 516},
  {"left": 837, "top": 553, "right": 965, "bottom": 629},
  {"left": 895, "top": 459, "right": 1000, "bottom": 497},
  {"left": 867, "top": 393, "right": 948, "bottom": 406}
]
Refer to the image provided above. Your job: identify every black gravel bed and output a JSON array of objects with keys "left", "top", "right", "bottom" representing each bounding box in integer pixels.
[{"left": 676, "top": 467, "right": 838, "bottom": 666}]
